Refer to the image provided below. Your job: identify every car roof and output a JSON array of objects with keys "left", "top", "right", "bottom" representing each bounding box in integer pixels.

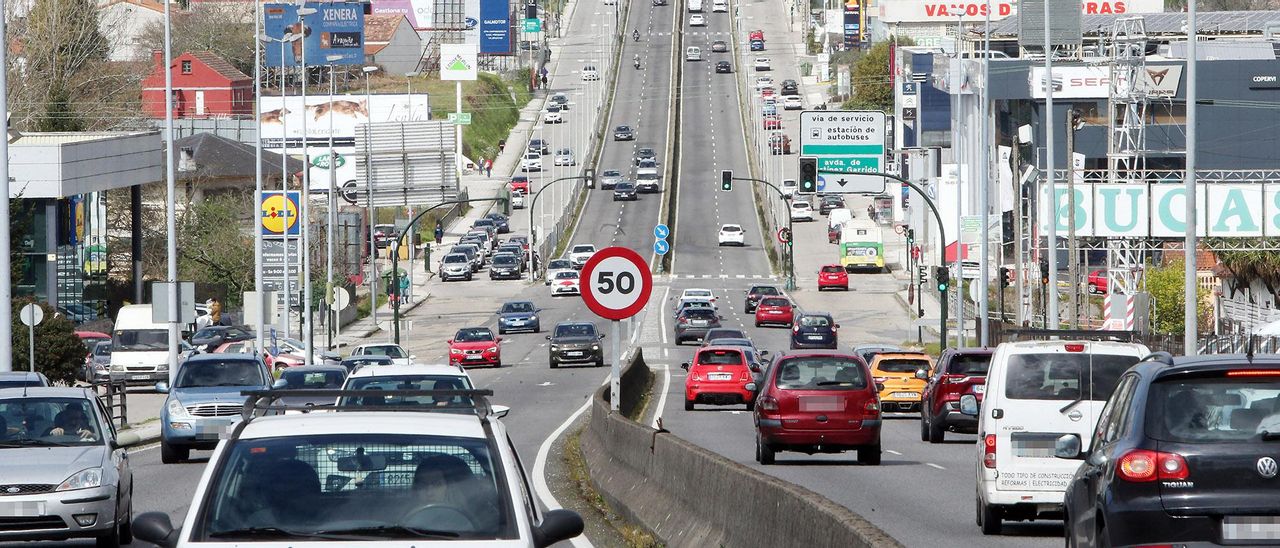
[
  {"left": 281, "top": 365, "right": 347, "bottom": 374},
  {"left": 186, "top": 352, "right": 259, "bottom": 363},
  {"left": 0, "top": 386, "right": 92, "bottom": 398},
  {"left": 238, "top": 411, "right": 487, "bottom": 440},
  {"left": 355, "top": 343, "right": 402, "bottom": 350},
  {"left": 997, "top": 340, "right": 1150, "bottom": 354},
  {"left": 347, "top": 364, "right": 468, "bottom": 378},
  {"left": 555, "top": 321, "right": 596, "bottom": 328}
]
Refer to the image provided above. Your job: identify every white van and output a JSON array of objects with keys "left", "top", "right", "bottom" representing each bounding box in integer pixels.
[
  {"left": 110, "top": 304, "right": 173, "bottom": 383},
  {"left": 685, "top": 47, "right": 701, "bottom": 62},
  {"left": 962, "top": 339, "right": 1150, "bottom": 534},
  {"left": 688, "top": 0, "right": 703, "bottom": 12},
  {"left": 827, "top": 208, "right": 852, "bottom": 233}
]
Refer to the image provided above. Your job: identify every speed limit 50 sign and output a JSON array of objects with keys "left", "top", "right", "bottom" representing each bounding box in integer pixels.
[{"left": 580, "top": 246, "right": 653, "bottom": 320}]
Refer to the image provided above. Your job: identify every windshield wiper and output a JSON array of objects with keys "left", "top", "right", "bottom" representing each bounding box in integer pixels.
[
  {"left": 1059, "top": 396, "right": 1086, "bottom": 415},
  {"left": 208, "top": 526, "right": 341, "bottom": 540},
  {"left": 816, "top": 381, "right": 852, "bottom": 386},
  {"left": 313, "top": 525, "right": 460, "bottom": 539},
  {"left": 0, "top": 438, "right": 73, "bottom": 448}
]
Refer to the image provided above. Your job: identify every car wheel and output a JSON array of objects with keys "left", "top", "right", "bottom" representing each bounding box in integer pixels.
[
  {"left": 928, "top": 413, "right": 946, "bottom": 443},
  {"left": 549, "top": 359, "right": 558, "bottom": 369},
  {"left": 754, "top": 321, "right": 761, "bottom": 327},
  {"left": 498, "top": 327, "right": 506, "bottom": 335},
  {"left": 857, "top": 442, "right": 881, "bottom": 465},
  {"left": 755, "top": 434, "right": 775, "bottom": 465},
  {"left": 160, "top": 439, "right": 188, "bottom": 464},
  {"left": 595, "top": 359, "right": 605, "bottom": 367},
  {"left": 96, "top": 517, "right": 120, "bottom": 548},
  {"left": 685, "top": 399, "right": 694, "bottom": 411},
  {"left": 494, "top": 361, "right": 502, "bottom": 368},
  {"left": 919, "top": 415, "right": 929, "bottom": 441},
  {"left": 979, "top": 501, "right": 1003, "bottom": 535},
  {"left": 119, "top": 488, "right": 134, "bottom": 544}
]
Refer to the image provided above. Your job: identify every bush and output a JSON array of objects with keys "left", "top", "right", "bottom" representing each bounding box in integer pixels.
[{"left": 11, "top": 300, "right": 86, "bottom": 385}]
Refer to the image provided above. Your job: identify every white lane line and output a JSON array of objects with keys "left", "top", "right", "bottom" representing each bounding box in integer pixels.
[
  {"left": 532, "top": 374, "right": 607, "bottom": 548},
  {"left": 885, "top": 449, "right": 903, "bottom": 455},
  {"left": 926, "top": 463, "right": 946, "bottom": 470},
  {"left": 650, "top": 363, "right": 671, "bottom": 429},
  {"left": 659, "top": 285, "right": 671, "bottom": 345}
]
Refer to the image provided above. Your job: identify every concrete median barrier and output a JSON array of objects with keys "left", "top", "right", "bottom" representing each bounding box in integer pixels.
[{"left": 582, "top": 350, "right": 902, "bottom": 548}]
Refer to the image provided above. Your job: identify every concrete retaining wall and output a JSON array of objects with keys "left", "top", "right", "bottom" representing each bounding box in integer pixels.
[{"left": 581, "top": 351, "right": 902, "bottom": 548}]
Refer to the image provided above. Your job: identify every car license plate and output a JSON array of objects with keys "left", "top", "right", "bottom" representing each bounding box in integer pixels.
[
  {"left": 566, "top": 351, "right": 584, "bottom": 357},
  {"left": 807, "top": 335, "right": 824, "bottom": 340},
  {"left": 131, "top": 374, "right": 151, "bottom": 380},
  {"left": 0, "top": 501, "right": 44, "bottom": 517},
  {"left": 973, "top": 384, "right": 985, "bottom": 394},
  {"left": 691, "top": 321, "right": 707, "bottom": 327},
  {"left": 890, "top": 392, "right": 919, "bottom": 399},
  {"left": 708, "top": 372, "right": 733, "bottom": 381},
  {"left": 1224, "top": 516, "right": 1280, "bottom": 541},
  {"left": 466, "top": 355, "right": 484, "bottom": 360}
]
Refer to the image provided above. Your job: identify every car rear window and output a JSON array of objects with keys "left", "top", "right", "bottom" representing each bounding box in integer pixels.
[
  {"left": 875, "top": 358, "right": 930, "bottom": 373},
  {"left": 798, "top": 315, "right": 831, "bottom": 327},
  {"left": 684, "top": 309, "right": 717, "bottom": 319},
  {"left": 750, "top": 286, "right": 780, "bottom": 296},
  {"left": 947, "top": 354, "right": 992, "bottom": 375},
  {"left": 760, "top": 297, "right": 789, "bottom": 307},
  {"left": 1003, "top": 353, "right": 1139, "bottom": 401},
  {"left": 1147, "top": 377, "right": 1280, "bottom": 443},
  {"left": 697, "top": 350, "right": 744, "bottom": 366},
  {"left": 775, "top": 357, "right": 867, "bottom": 390},
  {"left": 821, "top": 266, "right": 844, "bottom": 273}
]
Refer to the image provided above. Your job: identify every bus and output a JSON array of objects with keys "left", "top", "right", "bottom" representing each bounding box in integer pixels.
[{"left": 838, "top": 220, "right": 886, "bottom": 273}]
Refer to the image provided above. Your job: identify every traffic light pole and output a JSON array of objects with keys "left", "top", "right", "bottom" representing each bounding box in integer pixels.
[
  {"left": 527, "top": 174, "right": 594, "bottom": 281},
  {"left": 729, "top": 176, "right": 794, "bottom": 290}
]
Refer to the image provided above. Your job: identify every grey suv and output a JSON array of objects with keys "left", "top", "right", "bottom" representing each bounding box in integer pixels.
[{"left": 547, "top": 322, "right": 605, "bottom": 368}]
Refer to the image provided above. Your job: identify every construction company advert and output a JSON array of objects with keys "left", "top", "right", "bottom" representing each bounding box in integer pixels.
[{"left": 875, "top": 0, "right": 1162, "bottom": 23}]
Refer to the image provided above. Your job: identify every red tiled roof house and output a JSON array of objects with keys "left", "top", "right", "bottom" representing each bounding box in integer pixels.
[{"left": 141, "top": 51, "right": 253, "bottom": 118}]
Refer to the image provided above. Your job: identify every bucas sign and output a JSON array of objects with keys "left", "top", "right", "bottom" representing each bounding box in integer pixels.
[{"left": 1038, "top": 183, "right": 1280, "bottom": 238}]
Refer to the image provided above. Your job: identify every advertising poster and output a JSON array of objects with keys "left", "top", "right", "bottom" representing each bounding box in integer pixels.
[{"left": 264, "top": 2, "right": 365, "bottom": 67}]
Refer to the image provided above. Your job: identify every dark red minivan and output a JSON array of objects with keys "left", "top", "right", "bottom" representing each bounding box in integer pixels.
[{"left": 754, "top": 352, "right": 882, "bottom": 465}]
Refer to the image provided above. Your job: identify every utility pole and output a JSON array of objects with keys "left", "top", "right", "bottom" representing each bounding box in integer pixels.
[
  {"left": 1042, "top": 2, "right": 1061, "bottom": 329},
  {"left": 0, "top": 3, "right": 12, "bottom": 371},
  {"left": 1066, "top": 109, "right": 1080, "bottom": 329},
  {"left": 978, "top": 0, "right": 992, "bottom": 346},
  {"left": 1012, "top": 134, "right": 1025, "bottom": 327},
  {"left": 253, "top": 0, "right": 266, "bottom": 353},
  {"left": 1184, "top": 2, "right": 1199, "bottom": 355},
  {"left": 163, "top": 0, "right": 180, "bottom": 385}
]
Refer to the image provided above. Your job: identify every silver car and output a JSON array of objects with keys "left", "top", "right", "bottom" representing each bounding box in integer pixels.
[{"left": 0, "top": 387, "right": 138, "bottom": 545}]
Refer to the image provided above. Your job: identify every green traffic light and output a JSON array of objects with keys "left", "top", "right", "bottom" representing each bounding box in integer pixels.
[{"left": 721, "top": 170, "right": 732, "bottom": 191}]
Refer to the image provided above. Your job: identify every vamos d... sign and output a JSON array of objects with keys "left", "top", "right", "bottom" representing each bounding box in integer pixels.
[
  {"left": 1039, "top": 182, "right": 1280, "bottom": 238},
  {"left": 875, "top": 0, "right": 1162, "bottom": 23}
]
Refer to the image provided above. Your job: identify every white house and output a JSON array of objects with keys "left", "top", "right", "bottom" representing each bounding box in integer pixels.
[{"left": 98, "top": 0, "right": 166, "bottom": 62}]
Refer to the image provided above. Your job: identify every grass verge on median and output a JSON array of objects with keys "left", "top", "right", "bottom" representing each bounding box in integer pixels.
[{"left": 564, "top": 426, "right": 663, "bottom": 547}]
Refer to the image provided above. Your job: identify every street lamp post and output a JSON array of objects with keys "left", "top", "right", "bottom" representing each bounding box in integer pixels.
[
  {"left": 296, "top": 6, "right": 318, "bottom": 365},
  {"left": 258, "top": 31, "right": 301, "bottom": 340},
  {"left": 162, "top": 0, "right": 179, "bottom": 384},
  {"left": 361, "top": 66, "right": 379, "bottom": 329},
  {"left": 323, "top": 54, "right": 343, "bottom": 350},
  {"left": 526, "top": 174, "right": 595, "bottom": 281},
  {"left": 253, "top": 0, "right": 266, "bottom": 354}
]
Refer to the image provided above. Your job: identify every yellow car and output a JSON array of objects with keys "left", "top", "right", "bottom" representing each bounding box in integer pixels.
[{"left": 869, "top": 352, "right": 935, "bottom": 412}]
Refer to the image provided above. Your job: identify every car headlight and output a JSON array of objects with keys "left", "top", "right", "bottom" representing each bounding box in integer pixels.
[
  {"left": 450, "top": 348, "right": 464, "bottom": 355},
  {"left": 487, "top": 346, "right": 499, "bottom": 353},
  {"left": 57, "top": 468, "right": 103, "bottom": 491},
  {"left": 592, "top": 345, "right": 600, "bottom": 351},
  {"left": 529, "top": 315, "right": 538, "bottom": 321},
  {"left": 550, "top": 345, "right": 559, "bottom": 351},
  {"left": 167, "top": 398, "right": 189, "bottom": 419}
]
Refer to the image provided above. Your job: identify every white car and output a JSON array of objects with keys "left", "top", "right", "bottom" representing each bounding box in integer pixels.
[
  {"left": 130, "top": 387, "right": 584, "bottom": 547},
  {"left": 780, "top": 179, "right": 798, "bottom": 198},
  {"left": 966, "top": 340, "right": 1150, "bottom": 535},
  {"left": 554, "top": 148, "right": 576, "bottom": 166},
  {"left": 551, "top": 270, "right": 581, "bottom": 295},
  {"left": 520, "top": 152, "right": 542, "bottom": 172},
  {"left": 754, "top": 76, "right": 774, "bottom": 90},
  {"left": 686, "top": 46, "right": 702, "bottom": 61},
  {"left": 349, "top": 343, "right": 414, "bottom": 366},
  {"left": 636, "top": 172, "right": 661, "bottom": 193},
  {"left": 543, "top": 107, "right": 564, "bottom": 124},
  {"left": 679, "top": 288, "right": 716, "bottom": 305},
  {"left": 636, "top": 158, "right": 659, "bottom": 179},
  {"left": 712, "top": 0, "right": 727, "bottom": 11},
  {"left": 581, "top": 65, "right": 600, "bottom": 80},
  {"left": 790, "top": 200, "right": 814, "bottom": 221},
  {"left": 754, "top": 57, "right": 771, "bottom": 71},
  {"left": 544, "top": 258, "right": 574, "bottom": 285},
  {"left": 569, "top": 244, "right": 596, "bottom": 269},
  {"left": 783, "top": 95, "right": 803, "bottom": 110},
  {"left": 342, "top": 364, "right": 475, "bottom": 394},
  {"left": 689, "top": 13, "right": 706, "bottom": 26},
  {"left": 717, "top": 224, "right": 745, "bottom": 246}
]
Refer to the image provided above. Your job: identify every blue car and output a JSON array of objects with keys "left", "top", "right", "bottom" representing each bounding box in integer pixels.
[
  {"left": 497, "top": 300, "right": 541, "bottom": 334},
  {"left": 156, "top": 353, "right": 271, "bottom": 463},
  {"left": 789, "top": 312, "right": 838, "bottom": 350}
]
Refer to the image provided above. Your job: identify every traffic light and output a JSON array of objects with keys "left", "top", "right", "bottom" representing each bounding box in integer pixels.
[
  {"left": 906, "top": 228, "right": 915, "bottom": 246},
  {"left": 799, "top": 157, "right": 817, "bottom": 193},
  {"left": 998, "top": 266, "right": 1012, "bottom": 288},
  {"left": 935, "top": 266, "right": 949, "bottom": 293},
  {"left": 721, "top": 170, "right": 732, "bottom": 191},
  {"left": 1039, "top": 259, "right": 1050, "bottom": 285}
]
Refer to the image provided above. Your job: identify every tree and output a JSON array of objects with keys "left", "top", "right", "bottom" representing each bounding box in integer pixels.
[
  {"left": 9, "top": 0, "right": 111, "bottom": 132},
  {"left": 842, "top": 38, "right": 914, "bottom": 113},
  {"left": 11, "top": 300, "right": 86, "bottom": 385},
  {"left": 1146, "top": 260, "right": 1213, "bottom": 336},
  {"left": 138, "top": 3, "right": 256, "bottom": 76}
]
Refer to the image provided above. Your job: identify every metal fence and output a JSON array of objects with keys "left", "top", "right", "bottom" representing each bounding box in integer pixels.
[{"left": 986, "top": 322, "right": 1280, "bottom": 357}]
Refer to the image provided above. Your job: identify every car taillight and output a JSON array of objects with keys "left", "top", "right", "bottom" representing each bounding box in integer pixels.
[
  {"left": 791, "top": 325, "right": 799, "bottom": 333},
  {"left": 863, "top": 400, "right": 879, "bottom": 413},
  {"left": 758, "top": 397, "right": 779, "bottom": 411},
  {"left": 874, "top": 376, "right": 888, "bottom": 383},
  {"left": 983, "top": 435, "right": 997, "bottom": 469},
  {"left": 1117, "top": 450, "right": 1188, "bottom": 482},
  {"left": 1064, "top": 343, "right": 1085, "bottom": 352},
  {"left": 943, "top": 375, "right": 967, "bottom": 384},
  {"left": 691, "top": 372, "right": 703, "bottom": 381},
  {"left": 1226, "top": 370, "right": 1280, "bottom": 377}
]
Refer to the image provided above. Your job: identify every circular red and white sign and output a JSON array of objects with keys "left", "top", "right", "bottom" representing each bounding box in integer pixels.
[
  {"left": 777, "top": 227, "right": 792, "bottom": 244},
  {"left": 579, "top": 246, "right": 653, "bottom": 321}
]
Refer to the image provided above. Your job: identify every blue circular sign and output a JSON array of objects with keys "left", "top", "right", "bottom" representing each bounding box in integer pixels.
[
  {"left": 653, "top": 239, "right": 670, "bottom": 255},
  {"left": 654, "top": 224, "right": 670, "bottom": 239}
]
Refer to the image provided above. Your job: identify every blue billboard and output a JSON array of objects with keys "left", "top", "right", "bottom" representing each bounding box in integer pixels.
[
  {"left": 479, "top": 0, "right": 512, "bottom": 54},
  {"left": 264, "top": 3, "right": 365, "bottom": 67}
]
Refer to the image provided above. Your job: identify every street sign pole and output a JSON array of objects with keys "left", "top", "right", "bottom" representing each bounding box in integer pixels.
[
  {"left": 19, "top": 303, "right": 43, "bottom": 373},
  {"left": 611, "top": 319, "right": 620, "bottom": 411},
  {"left": 579, "top": 247, "right": 653, "bottom": 412}
]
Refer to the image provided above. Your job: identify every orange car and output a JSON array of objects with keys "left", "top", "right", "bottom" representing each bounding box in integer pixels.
[{"left": 868, "top": 351, "right": 935, "bottom": 412}]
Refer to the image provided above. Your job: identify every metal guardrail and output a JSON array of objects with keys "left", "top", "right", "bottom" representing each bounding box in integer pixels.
[{"left": 93, "top": 379, "right": 129, "bottom": 428}]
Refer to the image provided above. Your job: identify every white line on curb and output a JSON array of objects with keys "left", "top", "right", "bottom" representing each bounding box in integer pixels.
[{"left": 532, "top": 375, "right": 608, "bottom": 548}]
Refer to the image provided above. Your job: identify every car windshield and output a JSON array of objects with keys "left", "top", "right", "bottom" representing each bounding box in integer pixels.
[
  {"left": 602, "top": 170, "right": 621, "bottom": 177},
  {"left": 343, "top": 357, "right": 393, "bottom": 369},
  {"left": 115, "top": 328, "right": 169, "bottom": 351},
  {"left": 760, "top": 297, "right": 789, "bottom": 307},
  {"left": 793, "top": 201, "right": 811, "bottom": 209},
  {"left": 453, "top": 329, "right": 494, "bottom": 343},
  {"left": 775, "top": 357, "right": 867, "bottom": 390},
  {"left": 501, "top": 302, "right": 535, "bottom": 314},
  {"left": 683, "top": 309, "right": 717, "bottom": 319},
  {"left": 340, "top": 376, "right": 476, "bottom": 407},
  {"left": 798, "top": 315, "right": 832, "bottom": 327},
  {"left": 444, "top": 255, "right": 468, "bottom": 264},
  {"left": 617, "top": 182, "right": 635, "bottom": 190},
  {"left": 548, "top": 260, "right": 571, "bottom": 269},
  {"left": 556, "top": 271, "right": 578, "bottom": 280},
  {"left": 359, "top": 346, "right": 407, "bottom": 359},
  {"left": 750, "top": 286, "right": 780, "bottom": 296},
  {"left": 176, "top": 359, "right": 264, "bottom": 388},
  {"left": 493, "top": 256, "right": 518, "bottom": 266},
  {"left": 280, "top": 370, "right": 347, "bottom": 389},
  {"left": 572, "top": 245, "right": 594, "bottom": 253},
  {"left": 721, "top": 226, "right": 741, "bottom": 232},
  {"left": 0, "top": 379, "right": 44, "bottom": 389},
  {"left": 706, "top": 329, "right": 746, "bottom": 340},
  {"left": 94, "top": 343, "right": 112, "bottom": 356},
  {"left": 554, "top": 324, "right": 597, "bottom": 338},
  {"left": 875, "top": 358, "right": 931, "bottom": 373},
  {"left": 697, "top": 349, "right": 743, "bottom": 366},
  {"left": 193, "top": 433, "right": 515, "bottom": 541},
  {"left": 947, "top": 354, "right": 992, "bottom": 375},
  {"left": 0, "top": 397, "right": 103, "bottom": 446},
  {"left": 1003, "top": 352, "right": 1139, "bottom": 401},
  {"left": 1147, "top": 378, "right": 1280, "bottom": 443}
]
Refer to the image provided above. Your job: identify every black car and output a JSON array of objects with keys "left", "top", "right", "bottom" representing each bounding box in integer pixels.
[
  {"left": 818, "top": 195, "right": 844, "bottom": 215},
  {"left": 339, "top": 355, "right": 394, "bottom": 373},
  {"left": 547, "top": 322, "right": 605, "bottom": 368},
  {"left": 497, "top": 300, "right": 540, "bottom": 334},
  {"left": 701, "top": 328, "right": 748, "bottom": 346},
  {"left": 744, "top": 285, "right": 781, "bottom": 313},
  {"left": 613, "top": 125, "right": 635, "bottom": 141},
  {"left": 634, "top": 147, "right": 656, "bottom": 166},
  {"left": 613, "top": 181, "right": 638, "bottom": 201},
  {"left": 528, "top": 138, "right": 551, "bottom": 155},
  {"left": 1058, "top": 352, "right": 1280, "bottom": 547},
  {"left": 473, "top": 218, "right": 500, "bottom": 236},
  {"left": 674, "top": 308, "right": 722, "bottom": 345},
  {"left": 190, "top": 325, "right": 254, "bottom": 352},
  {"left": 789, "top": 313, "right": 838, "bottom": 349},
  {"left": 851, "top": 344, "right": 903, "bottom": 365},
  {"left": 780, "top": 80, "right": 799, "bottom": 96},
  {"left": 550, "top": 92, "right": 570, "bottom": 110},
  {"left": 483, "top": 213, "right": 511, "bottom": 233},
  {"left": 716, "top": 60, "right": 732, "bottom": 73},
  {"left": 653, "top": 0, "right": 666, "bottom": 5},
  {"left": 488, "top": 253, "right": 522, "bottom": 280}
]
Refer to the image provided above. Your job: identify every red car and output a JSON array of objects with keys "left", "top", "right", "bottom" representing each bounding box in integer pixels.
[
  {"left": 817, "top": 264, "right": 849, "bottom": 291},
  {"left": 1088, "top": 269, "right": 1109, "bottom": 294},
  {"left": 919, "top": 347, "right": 992, "bottom": 443},
  {"left": 763, "top": 115, "right": 781, "bottom": 130},
  {"left": 760, "top": 87, "right": 776, "bottom": 98},
  {"left": 754, "top": 296, "right": 794, "bottom": 327},
  {"left": 754, "top": 352, "right": 882, "bottom": 465},
  {"left": 682, "top": 346, "right": 757, "bottom": 411},
  {"left": 212, "top": 340, "right": 304, "bottom": 371},
  {"left": 510, "top": 176, "right": 530, "bottom": 194},
  {"left": 749, "top": 29, "right": 764, "bottom": 42},
  {"left": 447, "top": 326, "right": 503, "bottom": 367}
]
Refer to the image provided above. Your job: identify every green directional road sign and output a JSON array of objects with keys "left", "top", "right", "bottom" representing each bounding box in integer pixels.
[
  {"left": 799, "top": 111, "right": 887, "bottom": 194},
  {"left": 447, "top": 112, "right": 473, "bottom": 125},
  {"left": 523, "top": 18, "right": 542, "bottom": 32}
]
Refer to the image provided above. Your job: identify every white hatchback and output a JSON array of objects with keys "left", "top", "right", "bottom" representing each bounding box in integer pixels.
[
  {"left": 753, "top": 57, "right": 771, "bottom": 71},
  {"left": 689, "top": 13, "right": 706, "bottom": 26},
  {"left": 520, "top": 152, "right": 542, "bottom": 172},
  {"left": 718, "top": 224, "right": 745, "bottom": 246},
  {"left": 581, "top": 65, "right": 600, "bottom": 80},
  {"left": 780, "top": 179, "right": 798, "bottom": 198},
  {"left": 790, "top": 200, "right": 814, "bottom": 221},
  {"left": 783, "top": 95, "right": 803, "bottom": 110},
  {"left": 551, "top": 270, "right": 581, "bottom": 296}
]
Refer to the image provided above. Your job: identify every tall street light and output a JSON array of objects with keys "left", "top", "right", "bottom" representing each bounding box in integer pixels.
[
  {"left": 163, "top": 0, "right": 179, "bottom": 384},
  {"left": 0, "top": 0, "right": 12, "bottom": 371},
  {"left": 252, "top": 0, "right": 266, "bottom": 354},
  {"left": 258, "top": 31, "right": 301, "bottom": 340},
  {"left": 361, "top": 65, "right": 379, "bottom": 329},
  {"left": 297, "top": 5, "right": 317, "bottom": 365},
  {"left": 323, "top": 53, "right": 343, "bottom": 350}
]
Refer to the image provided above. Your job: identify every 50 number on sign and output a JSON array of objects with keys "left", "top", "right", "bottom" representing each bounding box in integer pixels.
[{"left": 580, "top": 247, "right": 653, "bottom": 321}]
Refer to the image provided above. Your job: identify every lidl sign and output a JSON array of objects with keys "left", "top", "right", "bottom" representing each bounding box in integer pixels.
[
  {"left": 261, "top": 191, "right": 301, "bottom": 236},
  {"left": 1039, "top": 183, "right": 1280, "bottom": 238}
]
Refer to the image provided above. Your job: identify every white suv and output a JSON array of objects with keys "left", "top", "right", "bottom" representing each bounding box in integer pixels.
[
  {"left": 569, "top": 244, "right": 596, "bottom": 269},
  {"left": 962, "top": 339, "right": 1150, "bottom": 535},
  {"left": 131, "top": 389, "right": 584, "bottom": 547}
]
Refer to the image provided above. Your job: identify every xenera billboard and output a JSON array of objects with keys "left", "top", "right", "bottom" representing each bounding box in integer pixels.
[
  {"left": 480, "top": 0, "right": 512, "bottom": 54},
  {"left": 876, "top": 0, "right": 1162, "bottom": 23},
  {"left": 264, "top": 3, "right": 365, "bottom": 67},
  {"left": 1038, "top": 183, "right": 1280, "bottom": 238}
]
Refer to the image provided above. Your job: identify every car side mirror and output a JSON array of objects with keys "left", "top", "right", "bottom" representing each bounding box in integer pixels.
[
  {"left": 154, "top": 382, "right": 169, "bottom": 394},
  {"left": 446, "top": 339, "right": 454, "bottom": 344},
  {"left": 598, "top": 334, "right": 606, "bottom": 340},
  {"left": 410, "top": 354, "right": 417, "bottom": 359},
  {"left": 113, "top": 430, "right": 141, "bottom": 449},
  {"left": 834, "top": 324, "right": 840, "bottom": 329},
  {"left": 491, "top": 405, "right": 511, "bottom": 419},
  {"left": 272, "top": 379, "right": 288, "bottom": 390},
  {"left": 914, "top": 368, "right": 929, "bottom": 380},
  {"left": 759, "top": 350, "right": 770, "bottom": 358},
  {"left": 681, "top": 362, "right": 690, "bottom": 370},
  {"left": 959, "top": 394, "right": 979, "bottom": 416},
  {"left": 875, "top": 382, "right": 885, "bottom": 392},
  {"left": 534, "top": 509, "right": 585, "bottom": 548},
  {"left": 1054, "top": 434, "right": 1083, "bottom": 460},
  {"left": 132, "top": 512, "right": 179, "bottom": 548}
]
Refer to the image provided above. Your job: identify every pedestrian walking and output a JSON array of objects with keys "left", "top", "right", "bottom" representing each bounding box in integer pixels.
[
  {"left": 498, "top": 139, "right": 506, "bottom": 153},
  {"left": 540, "top": 73, "right": 548, "bottom": 87},
  {"left": 434, "top": 221, "right": 444, "bottom": 244},
  {"left": 485, "top": 159, "right": 493, "bottom": 177}
]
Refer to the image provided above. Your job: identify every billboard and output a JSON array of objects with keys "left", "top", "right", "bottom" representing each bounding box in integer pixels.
[
  {"left": 372, "top": 0, "right": 434, "bottom": 29},
  {"left": 1028, "top": 65, "right": 1182, "bottom": 99},
  {"left": 876, "top": 0, "right": 1162, "bottom": 23},
  {"left": 1038, "top": 183, "right": 1280, "bottom": 238},
  {"left": 264, "top": 3, "right": 365, "bottom": 67},
  {"left": 843, "top": 0, "right": 861, "bottom": 49},
  {"left": 259, "top": 94, "right": 431, "bottom": 152},
  {"left": 480, "top": 0, "right": 512, "bottom": 54}
]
